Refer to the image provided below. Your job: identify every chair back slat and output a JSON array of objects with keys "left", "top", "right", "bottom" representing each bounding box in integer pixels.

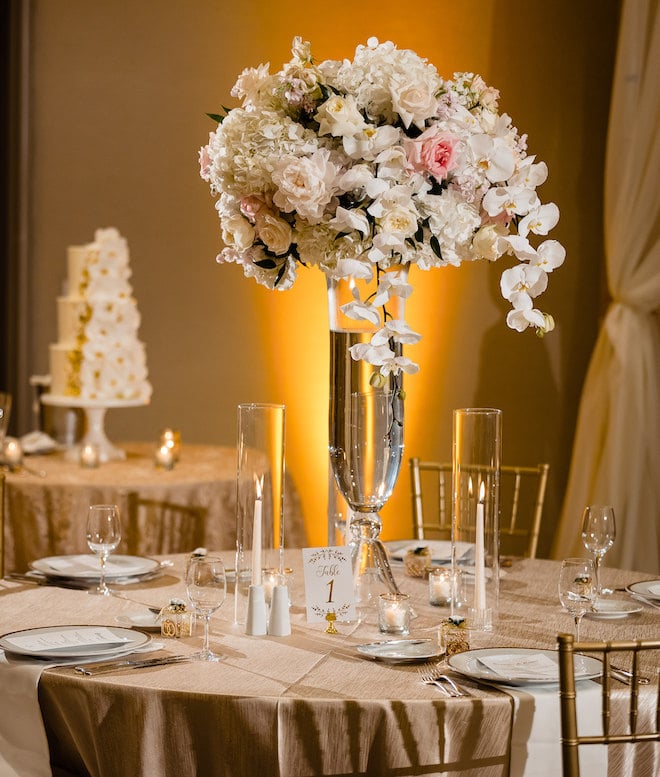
[
  {"left": 557, "top": 632, "right": 660, "bottom": 777},
  {"left": 409, "top": 459, "right": 549, "bottom": 559}
]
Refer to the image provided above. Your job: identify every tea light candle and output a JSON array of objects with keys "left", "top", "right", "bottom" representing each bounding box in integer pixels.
[
  {"left": 262, "top": 567, "right": 293, "bottom": 605},
  {"left": 79, "top": 443, "right": 100, "bottom": 469},
  {"left": 429, "top": 568, "right": 452, "bottom": 606},
  {"left": 160, "top": 428, "right": 181, "bottom": 461},
  {"left": 378, "top": 593, "right": 411, "bottom": 635},
  {"left": 4, "top": 439, "right": 23, "bottom": 468},
  {"left": 155, "top": 443, "right": 175, "bottom": 470}
]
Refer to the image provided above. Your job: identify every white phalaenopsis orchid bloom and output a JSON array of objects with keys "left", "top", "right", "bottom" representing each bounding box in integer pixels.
[
  {"left": 506, "top": 295, "right": 546, "bottom": 332},
  {"left": 500, "top": 264, "right": 548, "bottom": 305},
  {"left": 518, "top": 203, "right": 560, "bottom": 238},
  {"left": 371, "top": 320, "right": 422, "bottom": 346},
  {"left": 340, "top": 287, "right": 380, "bottom": 326},
  {"left": 349, "top": 342, "right": 420, "bottom": 375},
  {"left": 330, "top": 206, "right": 370, "bottom": 236},
  {"left": 372, "top": 271, "right": 413, "bottom": 306},
  {"left": 482, "top": 185, "right": 540, "bottom": 218},
  {"left": 468, "top": 134, "right": 516, "bottom": 183},
  {"left": 532, "top": 240, "right": 566, "bottom": 272}
]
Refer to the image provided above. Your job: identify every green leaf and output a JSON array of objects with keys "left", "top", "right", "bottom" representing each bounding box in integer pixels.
[{"left": 430, "top": 235, "right": 443, "bottom": 259}]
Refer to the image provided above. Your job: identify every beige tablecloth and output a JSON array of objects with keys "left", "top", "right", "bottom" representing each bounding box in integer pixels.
[
  {"left": 0, "top": 555, "right": 657, "bottom": 777},
  {"left": 3, "top": 443, "right": 306, "bottom": 573}
]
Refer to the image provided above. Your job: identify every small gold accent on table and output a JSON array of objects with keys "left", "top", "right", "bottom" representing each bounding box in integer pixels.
[
  {"left": 160, "top": 599, "right": 192, "bottom": 638},
  {"left": 440, "top": 616, "right": 470, "bottom": 657},
  {"left": 325, "top": 612, "right": 338, "bottom": 634},
  {"left": 404, "top": 546, "right": 432, "bottom": 578}
]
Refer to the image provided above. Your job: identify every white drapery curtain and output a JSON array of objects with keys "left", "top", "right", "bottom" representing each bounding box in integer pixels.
[{"left": 553, "top": 0, "right": 660, "bottom": 574}]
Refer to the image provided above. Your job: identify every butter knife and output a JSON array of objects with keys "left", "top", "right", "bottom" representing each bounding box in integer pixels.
[{"left": 74, "top": 654, "right": 190, "bottom": 675}]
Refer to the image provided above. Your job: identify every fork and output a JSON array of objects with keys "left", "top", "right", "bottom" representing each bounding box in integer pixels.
[
  {"left": 418, "top": 664, "right": 470, "bottom": 697},
  {"left": 418, "top": 664, "right": 453, "bottom": 696}
]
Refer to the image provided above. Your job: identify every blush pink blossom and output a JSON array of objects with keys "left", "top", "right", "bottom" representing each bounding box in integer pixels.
[
  {"left": 404, "top": 128, "right": 458, "bottom": 182},
  {"left": 240, "top": 195, "right": 270, "bottom": 223}
]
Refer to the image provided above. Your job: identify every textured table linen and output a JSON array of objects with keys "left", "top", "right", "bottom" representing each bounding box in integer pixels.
[
  {"left": 0, "top": 555, "right": 657, "bottom": 777},
  {"left": 3, "top": 443, "right": 305, "bottom": 573}
]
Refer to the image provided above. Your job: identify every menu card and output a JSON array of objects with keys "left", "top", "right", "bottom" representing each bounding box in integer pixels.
[
  {"left": 5, "top": 627, "right": 130, "bottom": 653},
  {"left": 477, "top": 652, "right": 558, "bottom": 680},
  {"left": 302, "top": 547, "right": 356, "bottom": 623}
]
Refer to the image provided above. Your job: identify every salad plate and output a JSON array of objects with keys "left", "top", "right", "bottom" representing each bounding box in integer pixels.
[
  {"left": 0, "top": 625, "right": 150, "bottom": 659},
  {"left": 357, "top": 639, "right": 444, "bottom": 663}
]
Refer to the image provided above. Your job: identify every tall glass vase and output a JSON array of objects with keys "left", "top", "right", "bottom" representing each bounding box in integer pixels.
[{"left": 327, "top": 270, "right": 406, "bottom": 616}]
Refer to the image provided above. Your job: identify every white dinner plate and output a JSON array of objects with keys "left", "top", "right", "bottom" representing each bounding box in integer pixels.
[
  {"left": 448, "top": 648, "right": 602, "bottom": 686},
  {"left": 585, "top": 598, "right": 643, "bottom": 619},
  {"left": 30, "top": 554, "right": 160, "bottom": 580},
  {"left": 0, "top": 625, "right": 150, "bottom": 659},
  {"left": 115, "top": 612, "right": 162, "bottom": 632},
  {"left": 386, "top": 540, "right": 473, "bottom": 565},
  {"left": 626, "top": 579, "right": 660, "bottom": 601},
  {"left": 357, "top": 639, "right": 445, "bottom": 663}
]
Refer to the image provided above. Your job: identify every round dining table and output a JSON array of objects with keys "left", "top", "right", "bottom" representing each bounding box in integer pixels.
[
  {"left": 2, "top": 442, "right": 306, "bottom": 573},
  {"left": 0, "top": 552, "right": 657, "bottom": 777}
]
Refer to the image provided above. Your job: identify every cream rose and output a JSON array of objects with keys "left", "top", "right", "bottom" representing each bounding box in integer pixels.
[
  {"left": 221, "top": 214, "right": 255, "bottom": 251},
  {"left": 255, "top": 213, "right": 293, "bottom": 255}
]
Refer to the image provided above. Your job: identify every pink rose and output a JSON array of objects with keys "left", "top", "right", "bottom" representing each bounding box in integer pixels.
[
  {"left": 239, "top": 195, "right": 269, "bottom": 223},
  {"left": 404, "top": 128, "right": 458, "bottom": 182}
]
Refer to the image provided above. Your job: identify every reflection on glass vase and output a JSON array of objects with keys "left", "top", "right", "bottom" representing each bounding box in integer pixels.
[{"left": 327, "top": 272, "right": 406, "bottom": 618}]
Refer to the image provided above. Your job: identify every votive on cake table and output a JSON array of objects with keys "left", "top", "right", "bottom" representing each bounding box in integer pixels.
[{"left": 42, "top": 228, "right": 152, "bottom": 462}]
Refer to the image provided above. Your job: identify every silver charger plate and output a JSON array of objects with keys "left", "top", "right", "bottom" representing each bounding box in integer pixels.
[
  {"left": 0, "top": 625, "right": 150, "bottom": 659},
  {"left": 30, "top": 554, "right": 160, "bottom": 580},
  {"left": 448, "top": 647, "right": 602, "bottom": 686},
  {"left": 357, "top": 639, "right": 444, "bottom": 663},
  {"left": 626, "top": 579, "right": 660, "bottom": 601}
]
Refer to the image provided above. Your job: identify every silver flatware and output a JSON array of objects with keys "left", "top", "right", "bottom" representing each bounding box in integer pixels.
[
  {"left": 610, "top": 665, "right": 650, "bottom": 685},
  {"left": 418, "top": 664, "right": 452, "bottom": 696},
  {"left": 74, "top": 654, "right": 189, "bottom": 676},
  {"left": 3, "top": 573, "right": 92, "bottom": 591},
  {"left": 626, "top": 592, "right": 660, "bottom": 610},
  {"left": 109, "top": 591, "right": 163, "bottom": 613}
]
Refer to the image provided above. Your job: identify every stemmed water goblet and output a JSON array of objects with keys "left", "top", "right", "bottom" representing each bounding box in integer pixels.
[
  {"left": 558, "top": 557, "right": 596, "bottom": 642},
  {"left": 86, "top": 504, "right": 122, "bottom": 595},
  {"left": 186, "top": 554, "right": 227, "bottom": 661},
  {"left": 581, "top": 504, "right": 616, "bottom": 599}
]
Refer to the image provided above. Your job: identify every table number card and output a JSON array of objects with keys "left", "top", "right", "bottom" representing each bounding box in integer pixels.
[{"left": 302, "top": 547, "right": 356, "bottom": 623}]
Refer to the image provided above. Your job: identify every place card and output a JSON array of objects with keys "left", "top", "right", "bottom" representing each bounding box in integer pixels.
[{"left": 302, "top": 547, "right": 356, "bottom": 623}]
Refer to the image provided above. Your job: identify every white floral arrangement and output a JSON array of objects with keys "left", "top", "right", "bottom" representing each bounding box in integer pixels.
[{"left": 199, "top": 37, "right": 565, "bottom": 375}]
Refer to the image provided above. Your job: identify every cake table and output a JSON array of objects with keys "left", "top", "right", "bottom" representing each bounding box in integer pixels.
[{"left": 41, "top": 394, "right": 148, "bottom": 462}]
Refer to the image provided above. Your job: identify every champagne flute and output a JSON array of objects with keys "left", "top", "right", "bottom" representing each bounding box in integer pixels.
[
  {"left": 558, "top": 557, "right": 596, "bottom": 642},
  {"left": 581, "top": 505, "right": 616, "bottom": 598},
  {"left": 86, "top": 504, "right": 121, "bottom": 596},
  {"left": 186, "top": 555, "right": 227, "bottom": 661}
]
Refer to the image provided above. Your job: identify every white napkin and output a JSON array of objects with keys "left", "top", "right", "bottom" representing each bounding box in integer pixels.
[
  {"left": 504, "top": 681, "right": 606, "bottom": 777},
  {"left": 0, "top": 652, "right": 52, "bottom": 777},
  {"left": 479, "top": 653, "right": 558, "bottom": 681}
]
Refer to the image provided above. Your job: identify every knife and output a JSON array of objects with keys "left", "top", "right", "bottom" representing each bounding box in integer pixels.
[
  {"left": 74, "top": 654, "right": 190, "bottom": 675},
  {"left": 4, "top": 573, "right": 92, "bottom": 590}
]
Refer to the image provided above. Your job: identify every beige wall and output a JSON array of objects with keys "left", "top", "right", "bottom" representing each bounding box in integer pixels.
[{"left": 25, "top": 0, "right": 620, "bottom": 553}]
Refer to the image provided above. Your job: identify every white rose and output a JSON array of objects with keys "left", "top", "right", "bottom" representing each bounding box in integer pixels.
[
  {"left": 390, "top": 81, "right": 437, "bottom": 130},
  {"left": 221, "top": 214, "right": 255, "bottom": 251},
  {"left": 272, "top": 148, "right": 339, "bottom": 223},
  {"left": 315, "top": 95, "right": 366, "bottom": 137},
  {"left": 255, "top": 213, "right": 292, "bottom": 255}
]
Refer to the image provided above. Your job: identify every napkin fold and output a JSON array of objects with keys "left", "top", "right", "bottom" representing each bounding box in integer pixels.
[
  {"left": 0, "top": 653, "right": 52, "bottom": 777},
  {"left": 504, "top": 681, "right": 606, "bottom": 777}
]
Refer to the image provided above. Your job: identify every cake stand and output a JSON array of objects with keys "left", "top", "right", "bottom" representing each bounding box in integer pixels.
[{"left": 41, "top": 395, "right": 149, "bottom": 463}]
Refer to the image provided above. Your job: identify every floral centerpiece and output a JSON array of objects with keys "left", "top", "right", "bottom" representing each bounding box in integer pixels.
[{"left": 199, "top": 37, "right": 564, "bottom": 377}]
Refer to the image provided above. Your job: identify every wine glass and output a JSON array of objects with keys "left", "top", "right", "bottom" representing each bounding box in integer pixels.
[
  {"left": 558, "top": 557, "right": 596, "bottom": 642},
  {"left": 581, "top": 504, "right": 616, "bottom": 598},
  {"left": 186, "top": 554, "right": 227, "bottom": 661},
  {"left": 85, "top": 504, "right": 122, "bottom": 595}
]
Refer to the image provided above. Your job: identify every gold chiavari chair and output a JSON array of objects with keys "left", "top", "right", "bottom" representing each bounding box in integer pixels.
[
  {"left": 409, "top": 458, "right": 549, "bottom": 558},
  {"left": 557, "top": 632, "right": 660, "bottom": 777}
]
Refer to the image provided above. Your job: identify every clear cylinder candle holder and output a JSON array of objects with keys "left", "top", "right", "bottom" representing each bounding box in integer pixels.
[
  {"left": 451, "top": 408, "right": 501, "bottom": 631},
  {"left": 234, "top": 403, "right": 286, "bottom": 625}
]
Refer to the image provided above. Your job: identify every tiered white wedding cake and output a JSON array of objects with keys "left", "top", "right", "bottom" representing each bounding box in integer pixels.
[{"left": 48, "top": 228, "right": 152, "bottom": 402}]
